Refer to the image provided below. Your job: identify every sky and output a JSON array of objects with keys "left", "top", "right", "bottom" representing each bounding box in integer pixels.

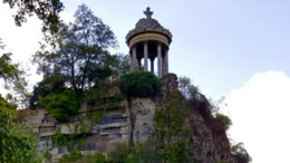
[{"left": 1, "top": 0, "right": 290, "bottom": 162}]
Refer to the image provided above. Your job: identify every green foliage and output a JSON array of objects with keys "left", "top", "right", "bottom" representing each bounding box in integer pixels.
[
  {"left": 179, "top": 76, "right": 196, "bottom": 98},
  {"left": 2, "top": 0, "right": 64, "bottom": 34},
  {"left": 154, "top": 92, "right": 194, "bottom": 162},
  {"left": 0, "top": 95, "right": 17, "bottom": 127},
  {"left": 63, "top": 152, "right": 106, "bottom": 163},
  {"left": 107, "top": 143, "right": 132, "bottom": 162},
  {"left": 0, "top": 39, "right": 38, "bottom": 162},
  {"left": 43, "top": 150, "right": 53, "bottom": 160},
  {"left": 120, "top": 71, "right": 161, "bottom": 98},
  {"left": 0, "top": 96, "right": 40, "bottom": 162},
  {"left": 0, "top": 126, "right": 40, "bottom": 163},
  {"left": 52, "top": 124, "right": 89, "bottom": 153},
  {"left": 178, "top": 76, "right": 214, "bottom": 123},
  {"left": 154, "top": 92, "right": 190, "bottom": 143},
  {"left": 107, "top": 142, "right": 159, "bottom": 163},
  {"left": 231, "top": 142, "right": 251, "bottom": 162},
  {"left": 84, "top": 84, "right": 125, "bottom": 111},
  {"left": 0, "top": 42, "right": 27, "bottom": 99},
  {"left": 213, "top": 113, "right": 232, "bottom": 130},
  {"left": 38, "top": 89, "right": 80, "bottom": 122},
  {"left": 215, "top": 160, "right": 227, "bottom": 163},
  {"left": 129, "top": 141, "right": 159, "bottom": 163},
  {"left": 84, "top": 84, "right": 126, "bottom": 125},
  {"left": 105, "top": 54, "right": 130, "bottom": 77},
  {"left": 86, "top": 110, "right": 105, "bottom": 125},
  {"left": 51, "top": 127, "right": 67, "bottom": 146},
  {"left": 59, "top": 151, "right": 82, "bottom": 163},
  {"left": 162, "top": 140, "right": 190, "bottom": 163},
  {"left": 29, "top": 73, "right": 66, "bottom": 108},
  {"left": 79, "top": 152, "right": 106, "bottom": 163},
  {"left": 33, "top": 4, "right": 117, "bottom": 95}
]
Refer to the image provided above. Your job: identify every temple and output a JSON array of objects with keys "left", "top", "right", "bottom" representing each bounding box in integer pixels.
[{"left": 126, "top": 7, "right": 172, "bottom": 77}]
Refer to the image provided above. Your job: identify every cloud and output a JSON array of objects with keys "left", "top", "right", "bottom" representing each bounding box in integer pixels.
[{"left": 222, "top": 71, "right": 290, "bottom": 163}]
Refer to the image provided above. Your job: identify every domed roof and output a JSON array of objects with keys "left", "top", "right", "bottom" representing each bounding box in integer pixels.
[
  {"left": 126, "top": 7, "right": 172, "bottom": 44},
  {"left": 135, "top": 18, "right": 163, "bottom": 30}
]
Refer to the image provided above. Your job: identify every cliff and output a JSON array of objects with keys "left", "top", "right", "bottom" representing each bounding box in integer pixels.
[{"left": 20, "top": 74, "right": 248, "bottom": 163}]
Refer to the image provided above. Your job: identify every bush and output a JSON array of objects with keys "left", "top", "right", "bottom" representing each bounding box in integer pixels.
[
  {"left": 59, "top": 151, "right": 82, "bottom": 163},
  {"left": 120, "top": 71, "right": 161, "bottom": 98},
  {"left": 38, "top": 89, "right": 80, "bottom": 122},
  {"left": 231, "top": 142, "right": 251, "bottom": 162},
  {"left": 107, "top": 143, "right": 132, "bottom": 162},
  {"left": 214, "top": 113, "right": 232, "bottom": 130},
  {"left": 81, "top": 153, "right": 106, "bottom": 162}
]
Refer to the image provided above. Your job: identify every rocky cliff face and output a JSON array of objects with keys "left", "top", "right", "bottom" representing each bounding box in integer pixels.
[{"left": 21, "top": 74, "right": 245, "bottom": 163}]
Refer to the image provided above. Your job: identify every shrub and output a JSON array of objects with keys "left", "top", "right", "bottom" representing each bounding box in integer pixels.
[
  {"left": 38, "top": 89, "right": 80, "bottom": 122},
  {"left": 59, "top": 151, "right": 82, "bottom": 162},
  {"left": 214, "top": 113, "right": 232, "bottom": 130},
  {"left": 120, "top": 71, "right": 161, "bottom": 98},
  {"left": 162, "top": 140, "right": 190, "bottom": 163},
  {"left": 231, "top": 142, "right": 251, "bottom": 162},
  {"left": 107, "top": 143, "right": 132, "bottom": 162}
]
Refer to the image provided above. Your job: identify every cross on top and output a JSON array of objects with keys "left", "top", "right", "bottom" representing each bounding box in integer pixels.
[{"left": 144, "top": 7, "right": 153, "bottom": 19}]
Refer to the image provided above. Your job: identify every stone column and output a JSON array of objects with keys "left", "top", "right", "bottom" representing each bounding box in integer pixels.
[
  {"left": 163, "top": 49, "right": 168, "bottom": 75},
  {"left": 131, "top": 46, "right": 137, "bottom": 72},
  {"left": 150, "top": 58, "right": 154, "bottom": 73},
  {"left": 144, "top": 42, "right": 148, "bottom": 71},
  {"left": 157, "top": 43, "right": 162, "bottom": 77}
]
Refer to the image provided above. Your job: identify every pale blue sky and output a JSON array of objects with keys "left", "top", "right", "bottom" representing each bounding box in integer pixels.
[
  {"left": 55, "top": 1, "right": 290, "bottom": 161},
  {"left": 62, "top": 0, "right": 290, "bottom": 99},
  {"left": 1, "top": 1, "right": 290, "bottom": 162}
]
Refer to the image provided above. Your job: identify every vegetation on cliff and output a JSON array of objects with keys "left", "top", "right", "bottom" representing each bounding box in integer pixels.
[
  {"left": 0, "top": 40, "right": 39, "bottom": 162},
  {"left": 30, "top": 4, "right": 129, "bottom": 121},
  {"left": 0, "top": 2, "right": 251, "bottom": 162},
  {"left": 38, "top": 89, "right": 80, "bottom": 122},
  {"left": 120, "top": 71, "right": 161, "bottom": 99}
]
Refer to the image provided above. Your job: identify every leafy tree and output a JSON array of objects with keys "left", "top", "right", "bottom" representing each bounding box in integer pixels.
[
  {"left": 29, "top": 72, "right": 66, "bottom": 108},
  {"left": 213, "top": 113, "right": 232, "bottom": 131},
  {"left": 33, "top": 4, "right": 117, "bottom": 95},
  {"left": 38, "top": 89, "right": 80, "bottom": 122},
  {"left": 231, "top": 142, "right": 251, "bottom": 162},
  {"left": 104, "top": 53, "right": 130, "bottom": 77},
  {"left": 0, "top": 40, "right": 27, "bottom": 97},
  {"left": 2, "top": 0, "right": 64, "bottom": 34},
  {"left": 178, "top": 76, "right": 199, "bottom": 100},
  {"left": 0, "top": 38, "right": 38, "bottom": 163},
  {"left": 120, "top": 71, "right": 161, "bottom": 99},
  {"left": 0, "top": 96, "right": 39, "bottom": 162},
  {"left": 178, "top": 76, "right": 213, "bottom": 122},
  {"left": 154, "top": 92, "right": 193, "bottom": 162}
]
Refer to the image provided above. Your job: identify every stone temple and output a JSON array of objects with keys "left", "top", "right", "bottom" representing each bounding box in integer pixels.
[{"left": 126, "top": 7, "right": 172, "bottom": 77}]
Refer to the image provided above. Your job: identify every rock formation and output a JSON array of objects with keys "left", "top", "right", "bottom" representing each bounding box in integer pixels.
[{"left": 19, "top": 73, "right": 247, "bottom": 163}]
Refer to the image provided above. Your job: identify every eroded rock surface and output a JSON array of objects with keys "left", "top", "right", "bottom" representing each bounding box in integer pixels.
[{"left": 20, "top": 74, "right": 245, "bottom": 162}]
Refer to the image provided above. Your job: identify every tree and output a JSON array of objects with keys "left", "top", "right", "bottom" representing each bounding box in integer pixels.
[
  {"left": 33, "top": 4, "right": 117, "bottom": 95},
  {"left": 38, "top": 89, "right": 80, "bottom": 122},
  {"left": 0, "top": 39, "right": 27, "bottom": 103},
  {"left": 104, "top": 53, "right": 130, "bottom": 77},
  {"left": 120, "top": 71, "right": 161, "bottom": 99},
  {"left": 0, "top": 40, "right": 38, "bottom": 162},
  {"left": 0, "top": 96, "right": 40, "bottom": 162},
  {"left": 231, "top": 142, "right": 251, "bottom": 162},
  {"left": 178, "top": 76, "right": 199, "bottom": 100},
  {"left": 2, "top": 0, "right": 63, "bottom": 34},
  {"left": 154, "top": 92, "right": 194, "bottom": 162}
]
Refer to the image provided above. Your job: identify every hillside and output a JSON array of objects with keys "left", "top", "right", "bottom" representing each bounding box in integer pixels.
[{"left": 19, "top": 73, "right": 250, "bottom": 163}]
